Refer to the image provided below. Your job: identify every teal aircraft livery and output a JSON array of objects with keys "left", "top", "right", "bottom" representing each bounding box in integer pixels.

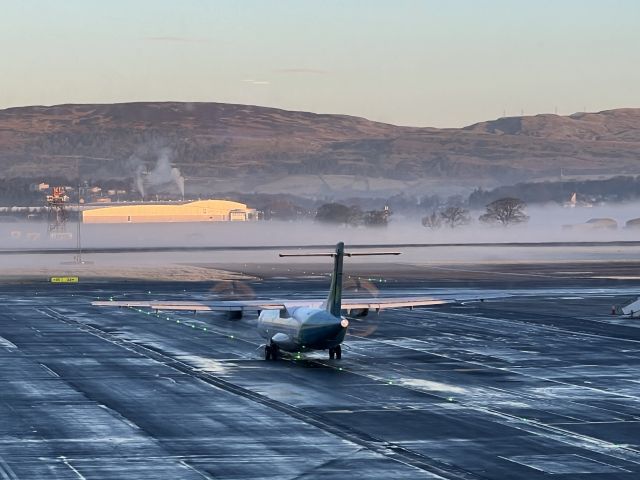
[{"left": 92, "top": 242, "right": 459, "bottom": 360}]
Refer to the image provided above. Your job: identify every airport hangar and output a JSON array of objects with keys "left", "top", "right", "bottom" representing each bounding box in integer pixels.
[{"left": 82, "top": 199, "right": 256, "bottom": 223}]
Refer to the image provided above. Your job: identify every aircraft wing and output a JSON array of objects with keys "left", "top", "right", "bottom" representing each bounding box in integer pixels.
[
  {"left": 91, "top": 300, "right": 285, "bottom": 312},
  {"left": 92, "top": 297, "right": 451, "bottom": 312},
  {"left": 92, "top": 294, "right": 492, "bottom": 313},
  {"left": 340, "top": 296, "right": 454, "bottom": 311}
]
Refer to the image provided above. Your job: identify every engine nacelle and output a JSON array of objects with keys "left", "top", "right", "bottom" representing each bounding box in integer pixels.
[
  {"left": 348, "top": 308, "right": 369, "bottom": 318},
  {"left": 226, "top": 311, "right": 243, "bottom": 320}
]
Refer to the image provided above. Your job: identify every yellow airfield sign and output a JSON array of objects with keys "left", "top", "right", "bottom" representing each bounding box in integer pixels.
[{"left": 50, "top": 276, "right": 79, "bottom": 284}]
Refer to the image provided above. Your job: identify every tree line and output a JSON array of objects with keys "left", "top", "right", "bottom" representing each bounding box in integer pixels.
[
  {"left": 422, "top": 197, "right": 529, "bottom": 229},
  {"left": 469, "top": 175, "right": 640, "bottom": 207},
  {"left": 315, "top": 203, "right": 392, "bottom": 227}
]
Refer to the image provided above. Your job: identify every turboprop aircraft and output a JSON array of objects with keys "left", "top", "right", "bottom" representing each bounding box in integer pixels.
[{"left": 92, "top": 242, "right": 458, "bottom": 360}]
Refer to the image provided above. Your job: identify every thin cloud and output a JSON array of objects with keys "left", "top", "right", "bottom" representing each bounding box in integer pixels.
[
  {"left": 276, "top": 68, "right": 328, "bottom": 75},
  {"left": 241, "top": 79, "right": 271, "bottom": 86},
  {"left": 144, "top": 36, "right": 206, "bottom": 43}
]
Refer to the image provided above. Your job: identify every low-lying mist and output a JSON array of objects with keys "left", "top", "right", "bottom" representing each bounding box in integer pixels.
[
  {"left": 2, "top": 202, "right": 640, "bottom": 278},
  {"left": 0, "top": 202, "right": 638, "bottom": 251}
]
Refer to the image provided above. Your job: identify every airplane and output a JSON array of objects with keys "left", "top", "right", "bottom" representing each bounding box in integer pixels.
[{"left": 92, "top": 242, "right": 460, "bottom": 360}]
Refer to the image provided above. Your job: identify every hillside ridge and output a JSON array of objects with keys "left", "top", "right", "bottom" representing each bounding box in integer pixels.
[{"left": 1, "top": 102, "right": 639, "bottom": 193}]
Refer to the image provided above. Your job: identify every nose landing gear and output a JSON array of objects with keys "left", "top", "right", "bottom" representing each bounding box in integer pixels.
[{"left": 328, "top": 345, "right": 342, "bottom": 360}]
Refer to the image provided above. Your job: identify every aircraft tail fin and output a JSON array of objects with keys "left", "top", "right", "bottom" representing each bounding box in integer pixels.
[
  {"left": 325, "top": 242, "right": 345, "bottom": 316},
  {"left": 279, "top": 243, "right": 400, "bottom": 317}
]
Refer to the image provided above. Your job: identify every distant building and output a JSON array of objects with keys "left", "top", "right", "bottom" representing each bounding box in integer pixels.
[
  {"left": 82, "top": 199, "right": 256, "bottom": 224},
  {"left": 625, "top": 218, "right": 640, "bottom": 229},
  {"left": 563, "top": 218, "right": 618, "bottom": 231},
  {"left": 563, "top": 192, "right": 593, "bottom": 208},
  {"left": 29, "top": 182, "right": 49, "bottom": 192}
]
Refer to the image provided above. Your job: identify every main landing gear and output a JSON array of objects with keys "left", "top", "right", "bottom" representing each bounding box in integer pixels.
[
  {"left": 264, "top": 344, "right": 279, "bottom": 360},
  {"left": 329, "top": 345, "right": 342, "bottom": 360}
]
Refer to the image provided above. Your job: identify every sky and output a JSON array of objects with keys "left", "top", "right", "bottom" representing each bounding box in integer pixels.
[{"left": 1, "top": 0, "right": 639, "bottom": 127}]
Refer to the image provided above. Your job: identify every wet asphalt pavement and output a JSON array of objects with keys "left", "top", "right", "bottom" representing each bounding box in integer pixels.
[{"left": 1, "top": 263, "right": 640, "bottom": 479}]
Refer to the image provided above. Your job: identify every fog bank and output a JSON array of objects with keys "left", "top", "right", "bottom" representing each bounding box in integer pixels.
[{"left": 0, "top": 203, "right": 638, "bottom": 251}]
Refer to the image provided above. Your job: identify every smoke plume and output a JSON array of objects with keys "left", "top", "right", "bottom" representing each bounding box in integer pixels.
[{"left": 128, "top": 148, "right": 185, "bottom": 199}]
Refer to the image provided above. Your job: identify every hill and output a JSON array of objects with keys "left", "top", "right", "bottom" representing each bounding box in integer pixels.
[
  {"left": 1, "top": 102, "right": 639, "bottom": 196},
  {"left": 464, "top": 108, "right": 640, "bottom": 141}
]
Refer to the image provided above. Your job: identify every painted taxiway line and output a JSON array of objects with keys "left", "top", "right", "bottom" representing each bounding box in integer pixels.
[
  {"left": 342, "top": 332, "right": 640, "bottom": 468},
  {"left": 38, "top": 307, "right": 479, "bottom": 480},
  {"left": 0, "top": 456, "right": 19, "bottom": 480}
]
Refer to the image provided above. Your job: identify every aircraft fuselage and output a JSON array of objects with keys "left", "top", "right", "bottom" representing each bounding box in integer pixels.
[{"left": 257, "top": 307, "right": 348, "bottom": 352}]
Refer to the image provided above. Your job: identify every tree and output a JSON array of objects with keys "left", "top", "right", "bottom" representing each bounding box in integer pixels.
[
  {"left": 315, "top": 203, "right": 363, "bottom": 226},
  {"left": 315, "top": 203, "right": 352, "bottom": 224},
  {"left": 364, "top": 208, "right": 391, "bottom": 227},
  {"left": 261, "top": 198, "right": 304, "bottom": 221},
  {"left": 347, "top": 205, "right": 364, "bottom": 226},
  {"left": 421, "top": 211, "right": 442, "bottom": 230},
  {"left": 440, "top": 206, "right": 471, "bottom": 229},
  {"left": 479, "top": 197, "right": 529, "bottom": 226}
]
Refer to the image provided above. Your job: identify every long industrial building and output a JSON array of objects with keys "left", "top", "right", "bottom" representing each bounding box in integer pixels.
[{"left": 82, "top": 200, "right": 256, "bottom": 224}]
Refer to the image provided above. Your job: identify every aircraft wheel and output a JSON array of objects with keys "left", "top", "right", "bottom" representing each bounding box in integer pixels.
[
  {"left": 329, "top": 347, "right": 335, "bottom": 360},
  {"left": 264, "top": 345, "right": 272, "bottom": 360},
  {"left": 335, "top": 345, "right": 342, "bottom": 360}
]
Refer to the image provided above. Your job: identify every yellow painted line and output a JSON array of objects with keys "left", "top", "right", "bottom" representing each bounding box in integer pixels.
[{"left": 50, "top": 276, "right": 79, "bottom": 284}]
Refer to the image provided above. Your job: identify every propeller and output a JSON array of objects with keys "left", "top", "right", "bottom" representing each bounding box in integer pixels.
[
  {"left": 208, "top": 280, "right": 257, "bottom": 320},
  {"left": 343, "top": 277, "right": 380, "bottom": 338},
  {"left": 209, "top": 280, "right": 256, "bottom": 300}
]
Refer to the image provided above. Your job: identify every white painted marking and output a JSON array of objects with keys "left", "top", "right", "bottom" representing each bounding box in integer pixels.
[
  {"left": 555, "top": 271, "right": 593, "bottom": 274},
  {"left": 40, "top": 363, "right": 60, "bottom": 378},
  {"left": 503, "top": 453, "right": 631, "bottom": 474},
  {"left": 499, "top": 455, "right": 545, "bottom": 472},
  {"left": 593, "top": 276, "right": 640, "bottom": 280},
  {"left": 345, "top": 333, "right": 640, "bottom": 466},
  {"left": 177, "top": 355, "right": 229, "bottom": 374},
  {"left": 0, "top": 336, "right": 17, "bottom": 350},
  {"left": 551, "top": 420, "right": 640, "bottom": 426},
  {"left": 418, "top": 264, "right": 561, "bottom": 279},
  {"left": 59, "top": 456, "right": 88, "bottom": 480},
  {"left": 180, "top": 460, "right": 215, "bottom": 479},
  {"left": 399, "top": 378, "right": 467, "bottom": 394},
  {"left": 0, "top": 456, "right": 19, "bottom": 480}
]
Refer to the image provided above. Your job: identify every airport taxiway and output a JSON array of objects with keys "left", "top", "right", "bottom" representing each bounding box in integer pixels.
[{"left": 1, "top": 262, "right": 640, "bottom": 479}]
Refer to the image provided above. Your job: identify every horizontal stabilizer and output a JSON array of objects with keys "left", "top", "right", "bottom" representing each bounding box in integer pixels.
[{"left": 279, "top": 251, "right": 400, "bottom": 257}]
